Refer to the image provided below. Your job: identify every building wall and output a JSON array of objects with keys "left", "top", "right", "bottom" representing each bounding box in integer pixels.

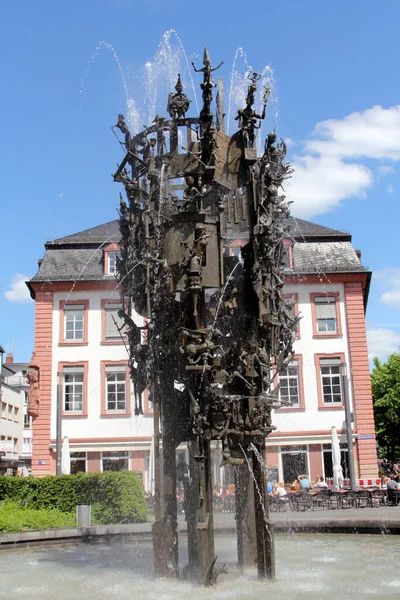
[
  {"left": 265, "top": 277, "right": 377, "bottom": 483},
  {"left": 31, "top": 283, "right": 153, "bottom": 476},
  {"left": 0, "top": 384, "right": 25, "bottom": 474},
  {"left": 30, "top": 269, "right": 377, "bottom": 483}
]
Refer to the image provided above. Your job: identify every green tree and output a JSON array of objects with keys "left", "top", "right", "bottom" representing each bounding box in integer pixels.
[{"left": 371, "top": 352, "right": 400, "bottom": 460}]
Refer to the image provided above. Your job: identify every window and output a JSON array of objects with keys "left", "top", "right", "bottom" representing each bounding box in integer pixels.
[
  {"left": 277, "top": 355, "right": 304, "bottom": 410},
  {"left": 315, "top": 354, "right": 345, "bottom": 409},
  {"left": 280, "top": 445, "right": 308, "bottom": 484},
  {"left": 279, "top": 360, "right": 300, "bottom": 406},
  {"left": 104, "top": 243, "right": 121, "bottom": 276},
  {"left": 64, "top": 305, "right": 84, "bottom": 340},
  {"left": 62, "top": 366, "right": 87, "bottom": 414},
  {"left": 13, "top": 438, "right": 18, "bottom": 452},
  {"left": 2, "top": 402, "right": 6, "bottom": 419},
  {"left": 311, "top": 293, "right": 341, "bottom": 338},
  {"left": 106, "top": 366, "right": 126, "bottom": 412},
  {"left": 14, "top": 407, "right": 19, "bottom": 422},
  {"left": 70, "top": 452, "right": 87, "bottom": 474},
  {"left": 100, "top": 361, "right": 130, "bottom": 416},
  {"left": 320, "top": 359, "right": 342, "bottom": 404},
  {"left": 102, "top": 451, "right": 129, "bottom": 472},
  {"left": 108, "top": 252, "right": 121, "bottom": 275},
  {"left": 101, "top": 300, "right": 127, "bottom": 344},
  {"left": 315, "top": 297, "right": 336, "bottom": 333},
  {"left": 22, "top": 437, "right": 32, "bottom": 454},
  {"left": 8, "top": 405, "right": 12, "bottom": 420},
  {"left": 323, "top": 443, "right": 349, "bottom": 479},
  {"left": 59, "top": 300, "right": 89, "bottom": 345},
  {"left": 105, "top": 305, "right": 125, "bottom": 340},
  {"left": 24, "top": 412, "right": 31, "bottom": 428}
]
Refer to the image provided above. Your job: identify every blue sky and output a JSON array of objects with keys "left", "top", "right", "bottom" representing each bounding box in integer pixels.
[{"left": 1, "top": 0, "right": 399, "bottom": 364}]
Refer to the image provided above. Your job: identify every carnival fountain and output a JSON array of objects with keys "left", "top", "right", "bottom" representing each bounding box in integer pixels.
[{"left": 112, "top": 45, "right": 297, "bottom": 585}]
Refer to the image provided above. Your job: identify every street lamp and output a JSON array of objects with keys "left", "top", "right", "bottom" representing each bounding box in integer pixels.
[{"left": 340, "top": 362, "right": 356, "bottom": 491}]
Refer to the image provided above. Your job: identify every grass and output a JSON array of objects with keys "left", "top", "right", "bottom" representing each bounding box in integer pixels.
[{"left": 0, "top": 500, "right": 76, "bottom": 533}]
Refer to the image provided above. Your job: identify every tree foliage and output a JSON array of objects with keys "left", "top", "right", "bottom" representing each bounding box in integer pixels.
[{"left": 371, "top": 353, "right": 400, "bottom": 459}]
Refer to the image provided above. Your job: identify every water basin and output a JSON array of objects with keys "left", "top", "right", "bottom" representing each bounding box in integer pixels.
[{"left": 1, "top": 534, "right": 399, "bottom": 599}]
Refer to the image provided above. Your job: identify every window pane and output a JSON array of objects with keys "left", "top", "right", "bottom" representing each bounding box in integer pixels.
[
  {"left": 64, "top": 309, "right": 84, "bottom": 341},
  {"left": 105, "top": 306, "right": 125, "bottom": 338},
  {"left": 106, "top": 370, "right": 126, "bottom": 411},
  {"left": 64, "top": 371, "right": 84, "bottom": 412},
  {"left": 279, "top": 360, "right": 300, "bottom": 406},
  {"left": 320, "top": 363, "right": 342, "bottom": 404}
]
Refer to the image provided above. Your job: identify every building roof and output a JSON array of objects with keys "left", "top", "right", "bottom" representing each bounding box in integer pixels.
[
  {"left": 28, "top": 217, "right": 368, "bottom": 287},
  {"left": 292, "top": 241, "right": 367, "bottom": 274},
  {"left": 48, "top": 221, "right": 121, "bottom": 246}
]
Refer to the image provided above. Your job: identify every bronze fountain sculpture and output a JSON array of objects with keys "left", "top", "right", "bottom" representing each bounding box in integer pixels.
[{"left": 113, "top": 47, "right": 297, "bottom": 585}]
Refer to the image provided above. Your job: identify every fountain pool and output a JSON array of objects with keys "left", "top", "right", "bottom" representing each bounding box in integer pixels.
[{"left": 1, "top": 534, "right": 399, "bottom": 599}]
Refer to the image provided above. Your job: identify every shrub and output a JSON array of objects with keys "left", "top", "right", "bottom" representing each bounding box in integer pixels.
[
  {"left": 0, "top": 471, "right": 147, "bottom": 525},
  {"left": 0, "top": 500, "right": 76, "bottom": 532}
]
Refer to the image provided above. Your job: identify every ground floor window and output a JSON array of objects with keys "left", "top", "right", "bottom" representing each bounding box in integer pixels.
[
  {"left": 102, "top": 451, "right": 129, "bottom": 472},
  {"left": 322, "top": 443, "right": 349, "bottom": 479},
  {"left": 280, "top": 445, "right": 308, "bottom": 484},
  {"left": 70, "top": 451, "right": 87, "bottom": 474}
]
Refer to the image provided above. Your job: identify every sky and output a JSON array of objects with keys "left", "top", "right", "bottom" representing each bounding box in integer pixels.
[{"left": 0, "top": 0, "right": 399, "bottom": 365}]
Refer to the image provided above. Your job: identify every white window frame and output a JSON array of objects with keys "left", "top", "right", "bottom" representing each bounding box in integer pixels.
[
  {"left": 108, "top": 252, "right": 121, "bottom": 275},
  {"left": 105, "top": 366, "right": 126, "bottom": 412},
  {"left": 63, "top": 366, "right": 84, "bottom": 413},
  {"left": 315, "top": 297, "right": 337, "bottom": 334},
  {"left": 320, "top": 359, "right": 342, "bottom": 404},
  {"left": 105, "top": 305, "right": 126, "bottom": 340},
  {"left": 279, "top": 359, "right": 300, "bottom": 407},
  {"left": 64, "top": 304, "right": 85, "bottom": 341}
]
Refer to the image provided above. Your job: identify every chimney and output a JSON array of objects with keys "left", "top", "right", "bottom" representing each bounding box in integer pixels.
[
  {"left": 6, "top": 353, "right": 13, "bottom": 364},
  {"left": 355, "top": 249, "right": 362, "bottom": 261}
]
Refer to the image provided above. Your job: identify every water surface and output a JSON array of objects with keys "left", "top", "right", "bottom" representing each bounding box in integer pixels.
[{"left": 1, "top": 534, "right": 398, "bottom": 599}]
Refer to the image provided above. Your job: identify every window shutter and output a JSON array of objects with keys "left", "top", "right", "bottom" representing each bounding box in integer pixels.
[
  {"left": 320, "top": 358, "right": 341, "bottom": 367},
  {"left": 64, "top": 304, "right": 85, "bottom": 311},
  {"left": 63, "top": 366, "right": 84, "bottom": 374},
  {"left": 105, "top": 365, "right": 127, "bottom": 373},
  {"left": 105, "top": 307, "right": 125, "bottom": 338},
  {"left": 315, "top": 298, "right": 336, "bottom": 319}
]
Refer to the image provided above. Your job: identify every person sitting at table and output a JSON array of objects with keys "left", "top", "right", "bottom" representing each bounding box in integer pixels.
[
  {"left": 292, "top": 477, "right": 301, "bottom": 492},
  {"left": 387, "top": 474, "right": 400, "bottom": 505},
  {"left": 315, "top": 476, "right": 328, "bottom": 489},
  {"left": 381, "top": 476, "right": 389, "bottom": 490},
  {"left": 266, "top": 479, "right": 273, "bottom": 495},
  {"left": 300, "top": 475, "right": 311, "bottom": 490},
  {"left": 273, "top": 482, "right": 287, "bottom": 497},
  {"left": 392, "top": 464, "right": 400, "bottom": 482}
]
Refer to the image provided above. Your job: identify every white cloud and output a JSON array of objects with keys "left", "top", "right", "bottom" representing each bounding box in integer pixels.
[
  {"left": 286, "top": 104, "right": 400, "bottom": 218},
  {"left": 386, "top": 183, "right": 394, "bottom": 195},
  {"left": 287, "top": 155, "right": 372, "bottom": 218},
  {"left": 4, "top": 274, "right": 32, "bottom": 304},
  {"left": 367, "top": 328, "right": 400, "bottom": 361},
  {"left": 305, "top": 105, "right": 400, "bottom": 160},
  {"left": 375, "top": 268, "right": 400, "bottom": 308},
  {"left": 379, "top": 165, "right": 395, "bottom": 175}
]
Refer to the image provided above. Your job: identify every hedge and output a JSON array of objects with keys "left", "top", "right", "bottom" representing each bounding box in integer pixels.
[
  {"left": 0, "top": 500, "right": 76, "bottom": 532},
  {"left": 0, "top": 471, "right": 147, "bottom": 524}
]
